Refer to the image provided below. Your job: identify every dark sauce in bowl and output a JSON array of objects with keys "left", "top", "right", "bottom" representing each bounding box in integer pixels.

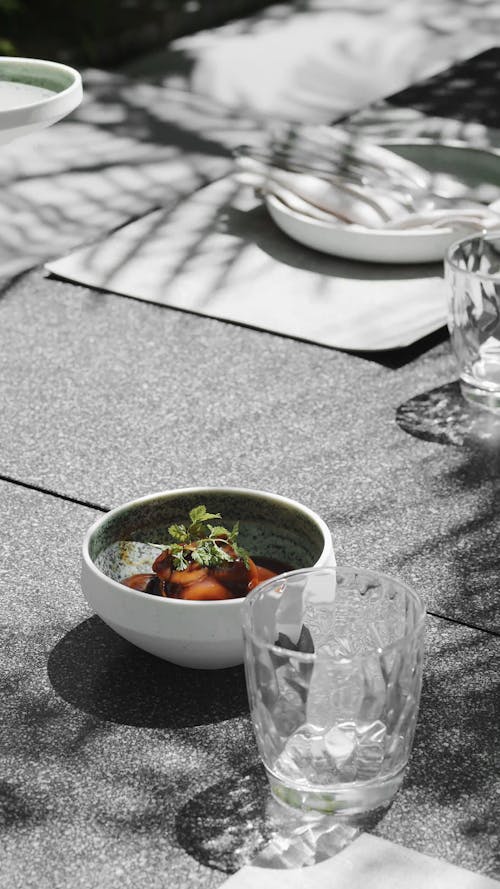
[{"left": 122, "top": 556, "right": 293, "bottom": 600}]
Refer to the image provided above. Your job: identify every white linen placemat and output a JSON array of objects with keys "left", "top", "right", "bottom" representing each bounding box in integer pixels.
[
  {"left": 222, "top": 834, "right": 500, "bottom": 889},
  {"left": 46, "top": 176, "right": 447, "bottom": 352}
]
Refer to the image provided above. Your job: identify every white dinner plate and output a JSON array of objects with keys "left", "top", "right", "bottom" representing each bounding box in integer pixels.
[{"left": 265, "top": 141, "right": 500, "bottom": 264}]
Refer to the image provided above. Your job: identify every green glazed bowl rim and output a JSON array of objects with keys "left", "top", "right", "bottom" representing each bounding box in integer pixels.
[
  {"left": 0, "top": 56, "right": 82, "bottom": 128},
  {"left": 82, "top": 486, "right": 334, "bottom": 609}
]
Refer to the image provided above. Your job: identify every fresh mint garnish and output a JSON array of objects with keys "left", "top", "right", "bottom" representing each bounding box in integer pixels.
[{"left": 164, "top": 505, "right": 250, "bottom": 571}]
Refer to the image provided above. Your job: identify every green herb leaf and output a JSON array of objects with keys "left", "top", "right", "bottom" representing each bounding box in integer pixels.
[
  {"left": 164, "top": 505, "right": 247, "bottom": 571},
  {"left": 168, "top": 523, "right": 188, "bottom": 542},
  {"left": 207, "top": 524, "right": 229, "bottom": 539},
  {"left": 211, "top": 543, "right": 233, "bottom": 564},
  {"left": 168, "top": 544, "right": 189, "bottom": 571},
  {"left": 188, "top": 506, "right": 221, "bottom": 526},
  {"left": 192, "top": 540, "right": 233, "bottom": 567},
  {"left": 190, "top": 541, "right": 213, "bottom": 566},
  {"left": 232, "top": 542, "right": 250, "bottom": 568},
  {"left": 186, "top": 506, "right": 222, "bottom": 541}
]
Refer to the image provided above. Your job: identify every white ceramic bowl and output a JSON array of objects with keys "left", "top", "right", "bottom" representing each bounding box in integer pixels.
[
  {"left": 81, "top": 487, "right": 335, "bottom": 669},
  {"left": 0, "top": 56, "right": 82, "bottom": 144},
  {"left": 266, "top": 192, "right": 457, "bottom": 264}
]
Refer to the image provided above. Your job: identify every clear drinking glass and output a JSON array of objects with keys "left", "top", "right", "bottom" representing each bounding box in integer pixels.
[
  {"left": 445, "top": 232, "right": 500, "bottom": 412},
  {"left": 242, "top": 566, "right": 425, "bottom": 816}
]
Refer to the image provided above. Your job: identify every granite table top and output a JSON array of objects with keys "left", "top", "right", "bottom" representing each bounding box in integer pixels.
[{"left": 0, "top": 44, "right": 498, "bottom": 889}]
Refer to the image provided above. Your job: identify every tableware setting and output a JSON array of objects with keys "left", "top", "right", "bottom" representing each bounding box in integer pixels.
[
  {"left": 234, "top": 126, "right": 500, "bottom": 263},
  {"left": 82, "top": 486, "right": 428, "bottom": 824},
  {"left": 2, "top": 32, "right": 500, "bottom": 889},
  {"left": 81, "top": 486, "right": 335, "bottom": 669}
]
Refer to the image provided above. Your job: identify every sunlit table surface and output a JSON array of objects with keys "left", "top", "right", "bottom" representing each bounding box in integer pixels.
[{"left": 0, "top": 45, "right": 498, "bottom": 889}]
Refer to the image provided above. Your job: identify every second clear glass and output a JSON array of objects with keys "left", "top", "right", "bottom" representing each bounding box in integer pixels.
[{"left": 445, "top": 232, "right": 500, "bottom": 413}]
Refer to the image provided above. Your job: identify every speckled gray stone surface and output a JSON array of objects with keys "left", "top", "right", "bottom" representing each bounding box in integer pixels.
[
  {"left": 0, "top": 481, "right": 498, "bottom": 888},
  {"left": 0, "top": 39, "right": 499, "bottom": 889},
  {"left": 0, "top": 271, "right": 497, "bottom": 633},
  {"left": 0, "top": 480, "right": 250, "bottom": 889}
]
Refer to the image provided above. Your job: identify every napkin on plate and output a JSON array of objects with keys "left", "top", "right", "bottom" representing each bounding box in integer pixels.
[
  {"left": 234, "top": 155, "right": 500, "bottom": 233},
  {"left": 234, "top": 124, "right": 500, "bottom": 233},
  {"left": 221, "top": 834, "right": 500, "bottom": 889}
]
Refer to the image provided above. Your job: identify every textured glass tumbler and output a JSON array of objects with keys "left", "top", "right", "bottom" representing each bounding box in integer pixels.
[
  {"left": 242, "top": 567, "right": 425, "bottom": 816},
  {"left": 445, "top": 233, "right": 500, "bottom": 412}
]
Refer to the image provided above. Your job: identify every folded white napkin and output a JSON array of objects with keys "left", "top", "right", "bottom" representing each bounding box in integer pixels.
[
  {"left": 234, "top": 154, "right": 500, "bottom": 233},
  {"left": 222, "top": 834, "right": 500, "bottom": 889},
  {"left": 235, "top": 156, "right": 405, "bottom": 227}
]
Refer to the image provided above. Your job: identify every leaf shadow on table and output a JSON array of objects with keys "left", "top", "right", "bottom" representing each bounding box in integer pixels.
[
  {"left": 394, "top": 381, "right": 500, "bottom": 633},
  {"left": 368, "top": 629, "right": 500, "bottom": 874},
  {"left": 0, "top": 778, "right": 50, "bottom": 832},
  {"left": 0, "top": 65, "right": 259, "bottom": 289},
  {"left": 47, "top": 616, "right": 248, "bottom": 728},
  {"left": 397, "top": 626, "right": 499, "bottom": 846},
  {"left": 47, "top": 174, "right": 447, "bottom": 372},
  {"left": 387, "top": 48, "right": 500, "bottom": 131}
]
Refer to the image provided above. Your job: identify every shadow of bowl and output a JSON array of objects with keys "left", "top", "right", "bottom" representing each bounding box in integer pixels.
[{"left": 47, "top": 616, "right": 249, "bottom": 728}]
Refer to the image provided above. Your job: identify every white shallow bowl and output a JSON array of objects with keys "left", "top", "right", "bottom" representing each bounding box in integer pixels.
[
  {"left": 81, "top": 487, "right": 335, "bottom": 670},
  {"left": 266, "top": 193, "right": 456, "bottom": 264},
  {"left": 0, "top": 56, "right": 82, "bottom": 144},
  {"left": 266, "top": 142, "right": 500, "bottom": 264}
]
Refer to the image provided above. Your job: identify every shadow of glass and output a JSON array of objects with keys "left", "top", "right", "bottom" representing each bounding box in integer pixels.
[
  {"left": 396, "top": 380, "right": 500, "bottom": 460},
  {"left": 175, "top": 763, "right": 271, "bottom": 873},
  {"left": 47, "top": 616, "right": 248, "bottom": 728},
  {"left": 175, "top": 762, "right": 388, "bottom": 874}
]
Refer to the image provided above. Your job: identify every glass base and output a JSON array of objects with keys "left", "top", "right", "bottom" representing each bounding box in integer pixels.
[
  {"left": 460, "top": 380, "right": 500, "bottom": 414},
  {"left": 266, "top": 766, "right": 406, "bottom": 817}
]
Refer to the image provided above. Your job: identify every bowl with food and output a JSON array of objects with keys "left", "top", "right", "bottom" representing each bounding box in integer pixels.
[{"left": 81, "top": 487, "right": 335, "bottom": 669}]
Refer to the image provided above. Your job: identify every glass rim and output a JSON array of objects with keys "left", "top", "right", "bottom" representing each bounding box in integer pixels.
[
  {"left": 241, "top": 564, "right": 426, "bottom": 661},
  {"left": 445, "top": 229, "right": 500, "bottom": 282}
]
